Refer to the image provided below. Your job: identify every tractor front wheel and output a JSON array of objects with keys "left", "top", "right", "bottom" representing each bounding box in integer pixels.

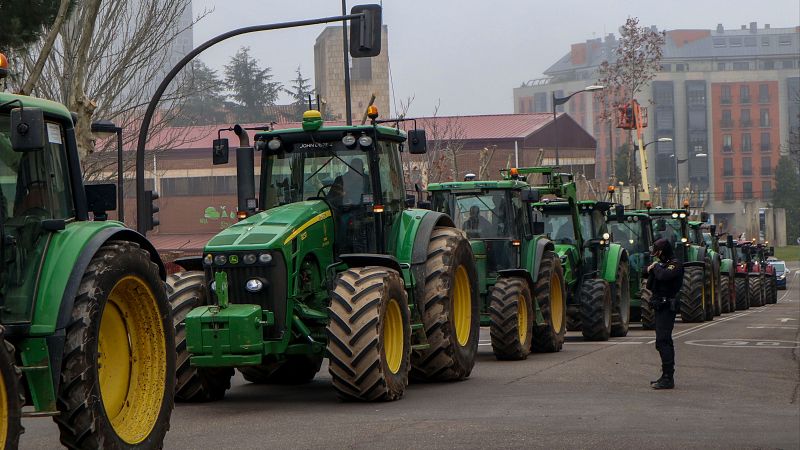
[
  {"left": 703, "top": 262, "right": 715, "bottom": 321},
  {"left": 680, "top": 266, "right": 705, "bottom": 323},
  {"left": 168, "top": 271, "right": 234, "bottom": 402},
  {"left": 720, "top": 275, "right": 731, "bottom": 314},
  {"left": 411, "top": 227, "right": 479, "bottom": 382},
  {"left": 610, "top": 261, "right": 631, "bottom": 337},
  {"left": 54, "top": 241, "right": 174, "bottom": 449},
  {"left": 765, "top": 277, "right": 777, "bottom": 304},
  {"left": 531, "top": 251, "right": 566, "bottom": 352},
  {"left": 488, "top": 277, "right": 533, "bottom": 360},
  {"left": 749, "top": 277, "right": 764, "bottom": 307},
  {"left": 712, "top": 262, "right": 722, "bottom": 316},
  {"left": 579, "top": 278, "right": 612, "bottom": 341},
  {"left": 327, "top": 267, "right": 411, "bottom": 401},
  {"left": 0, "top": 328, "right": 23, "bottom": 450},
  {"left": 735, "top": 277, "right": 749, "bottom": 310}
]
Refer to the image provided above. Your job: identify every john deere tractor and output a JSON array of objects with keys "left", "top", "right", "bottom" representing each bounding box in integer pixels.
[
  {"left": 427, "top": 171, "right": 566, "bottom": 360},
  {"left": 0, "top": 80, "right": 173, "bottom": 445},
  {"left": 643, "top": 206, "right": 711, "bottom": 323},
  {"left": 607, "top": 211, "right": 655, "bottom": 329},
  {"left": 732, "top": 241, "right": 753, "bottom": 310},
  {"left": 689, "top": 221, "right": 722, "bottom": 317},
  {"left": 715, "top": 233, "right": 738, "bottom": 313},
  {"left": 169, "top": 110, "right": 479, "bottom": 402},
  {"left": 525, "top": 168, "right": 630, "bottom": 341}
]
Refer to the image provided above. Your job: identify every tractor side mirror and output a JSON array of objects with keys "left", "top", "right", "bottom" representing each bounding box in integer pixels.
[
  {"left": 349, "top": 4, "right": 382, "bottom": 58},
  {"left": 10, "top": 107, "right": 46, "bottom": 152},
  {"left": 709, "top": 224, "right": 717, "bottom": 235},
  {"left": 532, "top": 221, "right": 545, "bottom": 235},
  {"left": 700, "top": 211, "right": 710, "bottom": 222},
  {"left": 615, "top": 204, "right": 625, "bottom": 222},
  {"left": 85, "top": 183, "right": 117, "bottom": 220},
  {"left": 726, "top": 235, "right": 734, "bottom": 248},
  {"left": 521, "top": 188, "right": 540, "bottom": 203},
  {"left": 408, "top": 129, "right": 427, "bottom": 154},
  {"left": 213, "top": 138, "right": 229, "bottom": 165}
]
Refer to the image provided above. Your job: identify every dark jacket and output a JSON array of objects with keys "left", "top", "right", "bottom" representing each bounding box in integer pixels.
[{"left": 646, "top": 257, "right": 684, "bottom": 299}]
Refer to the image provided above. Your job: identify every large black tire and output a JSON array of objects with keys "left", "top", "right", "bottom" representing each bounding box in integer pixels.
[
  {"left": 0, "top": 328, "right": 24, "bottom": 450},
  {"left": 765, "top": 276, "right": 777, "bottom": 304},
  {"left": 239, "top": 355, "right": 323, "bottom": 385},
  {"left": 579, "top": 278, "right": 612, "bottom": 341},
  {"left": 566, "top": 308, "right": 581, "bottom": 331},
  {"left": 703, "top": 261, "right": 715, "bottom": 322},
  {"left": 680, "top": 266, "right": 705, "bottom": 323},
  {"left": 749, "top": 276, "right": 764, "bottom": 307},
  {"left": 719, "top": 275, "right": 731, "bottom": 314},
  {"left": 488, "top": 277, "right": 533, "bottom": 360},
  {"left": 640, "top": 282, "right": 655, "bottom": 330},
  {"left": 728, "top": 274, "right": 737, "bottom": 312},
  {"left": 531, "top": 251, "right": 567, "bottom": 353},
  {"left": 610, "top": 261, "right": 631, "bottom": 337},
  {"left": 411, "top": 227, "right": 479, "bottom": 382},
  {"left": 712, "top": 262, "right": 722, "bottom": 316},
  {"left": 54, "top": 241, "right": 174, "bottom": 449},
  {"left": 168, "top": 271, "right": 234, "bottom": 402},
  {"left": 735, "top": 277, "right": 749, "bottom": 310},
  {"left": 327, "top": 267, "right": 411, "bottom": 401}
]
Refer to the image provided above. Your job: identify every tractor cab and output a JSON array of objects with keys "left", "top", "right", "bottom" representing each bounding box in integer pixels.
[
  {"left": 643, "top": 208, "right": 690, "bottom": 261},
  {"left": 607, "top": 212, "right": 653, "bottom": 276}
]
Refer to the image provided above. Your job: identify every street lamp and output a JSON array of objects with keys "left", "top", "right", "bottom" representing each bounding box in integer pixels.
[
  {"left": 670, "top": 151, "right": 707, "bottom": 206},
  {"left": 643, "top": 136, "right": 673, "bottom": 149},
  {"left": 552, "top": 85, "right": 604, "bottom": 166},
  {"left": 91, "top": 120, "right": 124, "bottom": 222}
]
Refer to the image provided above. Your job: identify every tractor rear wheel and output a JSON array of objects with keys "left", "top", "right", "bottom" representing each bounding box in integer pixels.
[
  {"left": 0, "top": 328, "right": 23, "bottom": 450},
  {"left": 411, "top": 227, "right": 479, "bottom": 382},
  {"left": 54, "top": 241, "right": 174, "bottom": 449},
  {"left": 765, "top": 277, "right": 777, "bottom": 304},
  {"left": 680, "top": 266, "right": 705, "bottom": 323},
  {"left": 703, "top": 262, "right": 715, "bottom": 321},
  {"left": 719, "top": 275, "right": 731, "bottom": 314},
  {"left": 639, "top": 282, "right": 655, "bottom": 330},
  {"left": 610, "top": 261, "right": 631, "bottom": 337},
  {"left": 488, "top": 277, "right": 533, "bottom": 360},
  {"left": 712, "top": 262, "right": 722, "bottom": 316},
  {"left": 327, "top": 267, "right": 411, "bottom": 401},
  {"left": 239, "top": 355, "right": 323, "bottom": 385},
  {"left": 749, "top": 277, "right": 764, "bottom": 307},
  {"left": 168, "top": 271, "right": 234, "bottom": 402},
  {"left": 579, "top": 278, "right": 612, "bottom": 341},
  {"left": 735, "top": 277, "right": 749, "bottom": 310},
  {"left": 531, "top": 251, "right": 566, "bottom": 352}
]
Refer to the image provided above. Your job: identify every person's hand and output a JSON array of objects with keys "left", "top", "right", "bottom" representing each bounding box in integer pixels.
[{"left": 647, "top": 261, "right": 659, "bottom": 273}]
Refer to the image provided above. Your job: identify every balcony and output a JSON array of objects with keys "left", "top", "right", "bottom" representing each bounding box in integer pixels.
[
  {"left": 722, "top": 145, "right": 733, "bottom": 153},
  {"left": 723, "top": 169, "right": 734, "bottom": 177},
  {"left": 723, "top": 192, "right": 735, "bottom": 201},
  {"left": 759, "top": 96, "right": 770, "bottom": 104},
  {"left": 741, "top": 145, "right": 752, "bottom": 153},
  {"left": 721, "top": 97, "right": 732, "bottom": 105},
  {"left": 720, "top": 119, "right": 734, "bottom": 129},
  {"left": 740, "top": 96, "right": 751, "bottom": 104},
  {"left": 740, "top": 119, "right": 753, "bottom": 128},
  {"left": 742, "top": 169, "right": 753, "bottom": 176}
]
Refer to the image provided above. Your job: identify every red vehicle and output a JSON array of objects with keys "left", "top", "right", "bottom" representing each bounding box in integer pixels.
[{"left": 755, "top": 243, "right": 778, "bottom": 304}]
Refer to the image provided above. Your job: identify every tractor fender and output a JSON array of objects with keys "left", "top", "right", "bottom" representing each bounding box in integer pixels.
[
  {"left": 683, "top": 261, "right": 705, "bottom": 270},
  {"left": 529, "top": 238, "right": 555, "bottom": 284},
  {"left": 719, "top": 258, "right": 733, "bottom": 275},
  {"left": 695, "top": 246, "right": 707, "bottom": 265},
  {"left": 173, "top": 256, "right": 204, "bottom": 272},
  {"left": 338, "top": 253, "right": 403, "bottom": 274},
  {"left": 407, "top": 210, "right": 455, "bottom": 304},
  {"left": 601, "top": 244, "right": 628, "bottom": 283}
]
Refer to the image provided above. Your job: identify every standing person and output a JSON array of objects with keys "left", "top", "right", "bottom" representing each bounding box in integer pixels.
[{"left": 645, "top": 238, "right": 684, "bottom": 390}]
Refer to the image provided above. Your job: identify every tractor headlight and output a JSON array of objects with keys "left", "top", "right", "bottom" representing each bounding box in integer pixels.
[
  {"left": 210, "top": 281, "right": 217, "bottom": 292},
  {"left": 243, "top": 253, "right": 257, "bottom": 265},
  {"left": 358, "top": 135, "right": 373, "bottom": 147},
  {"left": 214, "top": 254, "right": 228, "bottom": 266},
  {"left": 602, "top": 232, "right": 610, "bottom": 240},
  {"left": 679, "top": 213, "right": 686, "bottom": 218},
  {"left": 204, "top": 254, "right": 214, "bottom": 266},
  {"left": 671, "top": 213, "right": 679, "bottom": 218},
  {"left": 245, "top": 279, "right": 264, "bottom": 293},
  {"left": 258, "top": 253, "right": 273, "bottom": 264},
  {"left": 342, "top": 134, "right": 356, "bottom": 147},
  {"left": 267, "top": 138, "right": 282, "bottom": 151},
  {"left": 680, "top": 237, "right": 688, "bottom": 243}
]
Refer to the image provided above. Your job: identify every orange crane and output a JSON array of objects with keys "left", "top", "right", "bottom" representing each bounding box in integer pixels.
[{"left": 616, "top": 99, "right": 650, "bottom": 207}]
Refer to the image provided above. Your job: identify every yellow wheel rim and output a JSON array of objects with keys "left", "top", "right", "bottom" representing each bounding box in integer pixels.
[
  {"left": 0, "top": 365, "right": 8, "bottom": 447},
  {"left": 550, "top": 272, "right": 564, "bottom": 332},
  {"left": 98, "top": 275, "right": 166, "bottom": 445},
  {"left": 383, "top": 299, "right": 404, "bottom": 374},
  {"left": 517, "top": 294, "right": 528, "bottom": 344},
  {"left": 452, "top": 265, "right": 472, "bottom": 346}
]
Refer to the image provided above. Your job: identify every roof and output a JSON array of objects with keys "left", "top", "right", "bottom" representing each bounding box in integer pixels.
[
  {"left": 427, "top": 180, "right": 530, "bottom": 191},
  {"left": 148, "top": 233, "right": 216, "bottom": 253}
]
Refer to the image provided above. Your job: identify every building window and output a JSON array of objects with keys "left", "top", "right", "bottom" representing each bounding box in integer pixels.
[
  {"left": 761, "top": 36, "right": 770, "bottom": 46},
  {"left": 687, "top": 83, "right": 706, "bottom": 106},
  {"left": 760, "top": 132, "right": 771, "bottom": 151},
  {"left": 758, "top": 84, "right": 770, "bottom": 103},
  {"left": 763, "top": 60, "right": 775, "bottom": 70},
  {"left": 740, "top": 109, "right": 752, "bottom": 128},
  {"left": 739, "top": 85, "right": 750, "bottom": 103},
  {"left": 724, "top": 182, "right": 734, "bottom": 201},
  {"left": 720, "top": 85, "right": 732, "bottom": 104},
  {"left": 742, "top": 157, "right": 752, "bottom": 176},
  {"left": 688, "top": 109, "right": 706, "bottom": 130},
  {"left": 660, "top": 64, "right": 671, "bottom": 72},
  {"left": 653, "top": 82, "right": 674, "bottom": 106},
  {"left": 761, "top": 156, "right": 772, "bottom": 175},
  {"left": 723, "top": 158, "right": 734, "bottom": 177},
  {"left": 782, "top": 60, "right": 795, "bottom": 69},
  {"left": 733, "top": 61, "right": 750, "bottom": 70},
  {"left": 721, "top": 110, "right": 733, "bottom": 128},
  {"left": 723, "top": 134, "right": 733, "bottom": 152},
  {"left": 713, "top": 38, "right": 726, "bottom": 48},
  {"left": 729, "top": 37, "right": 742, "bottom": 47},
  {"left": 675, "top": 64, "right": 686, "bottom": 72},
  {"left": 743, "top": 181, "right": 753, "bottom": 198},
  {"left": 742, "top": 133, "right": 752, "bottom": 152},
  {"left": 744, "top": 36, "right": 757, "bottom": 47},
  {"left": 760, "top": 109, "right": 770, "bottom": 127},
  {"left": 778, "top": 35, "right": 792, "bottom": 46},
  {"left": 717, "top": 62, "right": 726, "bottom": 71},
  {"left": 761, "top": 181, "right": 772, "bottom": 199}
]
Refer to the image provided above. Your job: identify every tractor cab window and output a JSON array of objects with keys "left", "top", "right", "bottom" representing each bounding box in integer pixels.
[
  {"left": 651, "top": 217, "right": 682, "bottom": 246},
  {"left": 719, "top": 245, "right": 732, "bottom": 260},
  {"left": 578, "top": 209, "right": 606, "bottom": 240},
  {"left": 539, "top": 210, "right": 576, "bottom": 245},
  {"left": 608, "top": 220, "right": 649, "bottom": 273},
  {"left": 702, "top": 232, "right": 714, "bottom": 248},
  {"left": 735, "top": 246, "right": 747, "bottom": 263},
  {"left": 449, "top": 191, "right": 513, "bottom": 240}
]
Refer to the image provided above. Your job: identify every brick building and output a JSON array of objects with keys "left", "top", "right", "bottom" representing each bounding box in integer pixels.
[{"left": 513, "top": 22, "right": 800, "bottom": 235}]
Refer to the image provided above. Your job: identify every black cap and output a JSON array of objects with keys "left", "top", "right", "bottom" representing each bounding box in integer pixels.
[{"left": 652, "top": 238, "right": 673, "bottom": 258}]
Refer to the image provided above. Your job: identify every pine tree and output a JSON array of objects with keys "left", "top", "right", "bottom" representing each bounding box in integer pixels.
[
  {"left": 773, "top": 155, "right": 800, "bottom": 243},
  {"left": 177, "top": 60, "right": 227, "bottom": 125},
  {"left": 0, "top": 0, "right": 70, "bottom": 50},
  {"left": 224, "top": 46, "right": 281, "bottom": 122},
  {"left": 284, "top": 66, "right": 314, "bottom": 118}
]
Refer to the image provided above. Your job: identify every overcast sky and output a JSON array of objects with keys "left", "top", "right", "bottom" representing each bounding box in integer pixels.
[{"left": 191, "top": 0, "right": 799, "bottom": 117}]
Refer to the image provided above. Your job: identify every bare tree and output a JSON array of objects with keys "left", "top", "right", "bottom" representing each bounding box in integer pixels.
[
  {"left": 8, "top": 0, "right": 209, "bottom": 181},
  {"left": 418, "top": 100, "right": 466, "bottom": 184},
  {"left": 478, "top": 145, "right": 497, "bottom": 180}
]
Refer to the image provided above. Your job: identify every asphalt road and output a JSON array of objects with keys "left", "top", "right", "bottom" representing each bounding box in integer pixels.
[{"left": 21, "top": 265, "right": 800, "bottom": 449}]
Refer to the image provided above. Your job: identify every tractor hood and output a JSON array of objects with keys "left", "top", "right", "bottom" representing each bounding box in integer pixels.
[{"left": 205, "top": 200, "right": 332, "bottom": 252}]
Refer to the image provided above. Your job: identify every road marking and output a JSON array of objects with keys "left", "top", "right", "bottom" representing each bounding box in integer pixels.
[
  {"left": 685, "top": 339, "right": 800, "bottom": 349},
  {"left": 646, "top": 312, "right": 752, "bottom": 344},
  {"left": 565, "top": 341, "right": 643, "bottom": 345},
  {"left": 777, "top": 318, "right": 797, "bottom": 323},
  {"left": 747, "top": 326, "right": 797, "bottom": 329}
]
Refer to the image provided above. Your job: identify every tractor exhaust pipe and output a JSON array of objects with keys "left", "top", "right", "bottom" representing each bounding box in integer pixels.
[{"left": 233, "top": 124, "right": 256, "bottom": 217}]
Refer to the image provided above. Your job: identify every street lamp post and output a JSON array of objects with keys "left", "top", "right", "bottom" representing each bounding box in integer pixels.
[
  {"left": 91, "top": 120, "right": 124, "bottom": 222},
  {"left": 671, "top": 150, "right": 707, "bottom": 207},
  {"left": 552, "top": 85, "right": 604, "bottom": 166}
]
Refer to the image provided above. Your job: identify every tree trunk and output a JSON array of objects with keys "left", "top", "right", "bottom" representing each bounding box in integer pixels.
[
  {"left": 19, "top": 0, "right": 72, "bottom": 96},
  {"left": 67, "top": 0, "right": 103, "bottom": 158}
]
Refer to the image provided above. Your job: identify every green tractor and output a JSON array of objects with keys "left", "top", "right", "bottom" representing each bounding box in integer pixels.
[
  {"left": 689, "top": 221, "right": 722, "bottom": 317},
  {"left": 643, "top": 207, "right": 711, "bottom": 323},
  {"left": 169, "top": 110, "right": 479, "bottom": 402},
  {"left": 0, "top": 92, "right": 174, "bottom": 445},
  {"left": 717, "top": 234, "right": 738, "bottom": 313},
  {"left": 606, "top": 211, "right": 655, "bottom": 329},
  {"left": 524, "top": 168, "right": 630, "bottom": 341},
  {"left": 427, "top": 173, "right": 567, "bottom": 360}
]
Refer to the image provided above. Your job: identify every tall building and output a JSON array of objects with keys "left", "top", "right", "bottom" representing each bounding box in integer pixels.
[
  {"left": 314, "top": 26, "right": 390, "bottom": 121},
  {"left": 513, "top": 22, "right": 800, "bottom": 234}
]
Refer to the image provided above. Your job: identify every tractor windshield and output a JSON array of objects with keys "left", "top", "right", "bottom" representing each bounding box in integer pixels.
[
  {"left": 538, "top": 211, "right": 577, "bottom": 245},
  {"left": 735, "top": 246, "right": 747, "bottom": 263},
  {"left": 719, "top": 245, "right": 732, "bottom": 259},
  {"left": 609, "top": 221, "right": 647, "bottom": 254},
  {"left": 446, "top": 192, "right": 513, "bottom": 239},
  {"left": 651, "top": 217, "right": 683, "bottom": 246},
  {"left": 702, "top": 232, "right": 714, "bottom": 248}
]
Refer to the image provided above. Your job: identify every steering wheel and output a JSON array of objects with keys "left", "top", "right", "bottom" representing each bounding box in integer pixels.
[{"left": 316, "top": 184, "right": 335, "bottom": 198}]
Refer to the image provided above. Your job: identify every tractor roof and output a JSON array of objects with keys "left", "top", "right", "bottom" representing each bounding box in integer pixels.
[
  {"left": 608, "top": 211, "right": 650, "bottom": 222},
  {"left": 637, "top": 208, "right": 689, "bottom": 216},
  {"left": 0, "top": 92, "right": 71, "bottom": 120},
  {"left": 254, "top": 124, "right": 406, "bottom": 141},
  {"left": 427, "top": 180, "right": 530, "bottom": 191}
]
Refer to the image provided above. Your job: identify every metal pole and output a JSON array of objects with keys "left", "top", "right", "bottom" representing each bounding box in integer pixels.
[
  {"left": 342, "top": 0, "right": 353, "bottom": 125},
  {"left": 675, "top": 154, "right": 679, "bottom": 208},
  {"left": 552, "top": 93, "right": 559, "bottom": 166},
  {"left": 116, "top": 128, "right": 124, "bottom": 223},
  {"left": 608, "top": 119, "right": 613, "bottom": 180},
  {"left": 514, "top": 140, "right": 519, "bottom": 167},
  {"left": 134, "top": 12, "right": 363, "bottom": 235}
]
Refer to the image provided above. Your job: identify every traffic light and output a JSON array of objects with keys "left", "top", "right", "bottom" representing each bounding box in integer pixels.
[{"left": 143, "top": 190, "right": 160, "bottom": 231}]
